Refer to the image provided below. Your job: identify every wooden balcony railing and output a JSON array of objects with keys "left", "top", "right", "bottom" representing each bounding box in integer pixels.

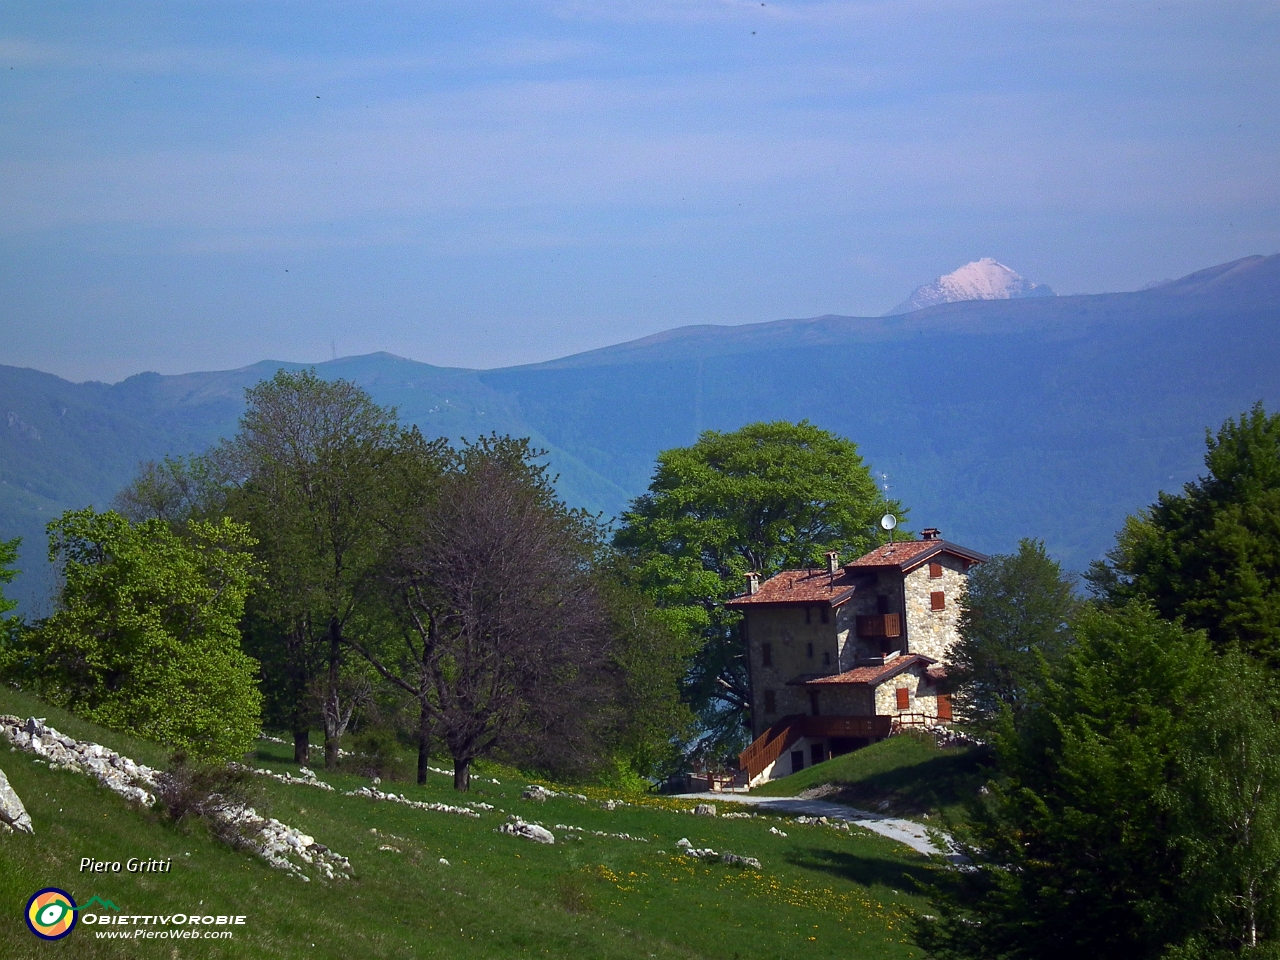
[{"left": 856, "top": 613, "right": 901, "bottom": 639}]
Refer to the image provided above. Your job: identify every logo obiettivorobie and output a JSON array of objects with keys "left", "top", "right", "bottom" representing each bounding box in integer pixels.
[{"left": 25, "top": 888, "right": 78, "bottom": 940}]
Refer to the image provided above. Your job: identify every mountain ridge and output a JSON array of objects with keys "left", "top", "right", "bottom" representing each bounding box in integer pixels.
[{"left": 2, "top": 253, "right": 1278, "bottom": 612}]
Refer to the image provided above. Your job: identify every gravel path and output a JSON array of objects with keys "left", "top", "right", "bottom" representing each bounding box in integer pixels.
[{"left": 673, "top": 791, "right": 957, "bottom": 860}]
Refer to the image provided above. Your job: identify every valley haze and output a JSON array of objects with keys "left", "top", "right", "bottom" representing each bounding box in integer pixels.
[{"left": 2, "top": 253, "right": 1277, "bottom": 614}]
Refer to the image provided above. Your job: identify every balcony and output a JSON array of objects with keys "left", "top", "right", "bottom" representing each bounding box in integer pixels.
[{"left": 856, "top": 613, "right": 901, "bottom": 639}]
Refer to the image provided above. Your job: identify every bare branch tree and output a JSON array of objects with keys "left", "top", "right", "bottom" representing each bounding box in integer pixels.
[{"left": 351, "top": 436, "right": 620, "bottom": 791}]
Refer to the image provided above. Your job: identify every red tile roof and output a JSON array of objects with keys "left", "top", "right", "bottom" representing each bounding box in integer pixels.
[
  {"left": 801, "top": 654, "right": 935, "bottom": 687},
  {"left": 844, "top": 539, "right": 988, "bottom": 572},
  {"left": 724, "top": 568, "right": 858, "bottom": 607}
]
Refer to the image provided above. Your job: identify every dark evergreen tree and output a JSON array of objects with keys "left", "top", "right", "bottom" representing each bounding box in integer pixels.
[
  {"left": 949, "top": 538, "right": 1079, "bottom": 729},
  {"left": 1087, "top": 403, "right": 1280, "bottom": 667}
]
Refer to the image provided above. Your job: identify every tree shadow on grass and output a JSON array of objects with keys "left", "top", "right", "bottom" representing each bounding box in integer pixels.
[
  {"left": 829, "top": 747, "right": 994, "bottom": 817},
  {"left": 786, "top": 845, "right": 939, "bottom": 891}
]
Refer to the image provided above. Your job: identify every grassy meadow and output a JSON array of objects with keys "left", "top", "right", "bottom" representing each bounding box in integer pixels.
[
  {"left": 747, "top": 733, "right": 991, "bottom": 822},
  {"left": 0, "top": 688, "right": 944, "bottom": 959}
]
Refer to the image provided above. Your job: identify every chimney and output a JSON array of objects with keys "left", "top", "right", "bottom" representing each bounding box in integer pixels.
[
  {"left": 921, "top": 527, "right": 941, "bottom": 541},
  {"left": 826, "top": 550, "right": 840, "bottom": 575},
  {"left": 745, "top": 572, "right": 760, "bottom": 595}
]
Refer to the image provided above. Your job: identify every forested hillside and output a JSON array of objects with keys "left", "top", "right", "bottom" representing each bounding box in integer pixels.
[{"left": 2, "top": 254, "right": 1277, "bottom": 610}]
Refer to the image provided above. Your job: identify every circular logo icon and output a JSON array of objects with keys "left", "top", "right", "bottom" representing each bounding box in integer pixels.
[{"left": 25, "top": 888, "right": 78, "bottom": 940}]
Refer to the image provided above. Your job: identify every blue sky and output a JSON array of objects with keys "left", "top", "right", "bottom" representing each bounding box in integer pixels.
[{"left": 2, "top": 0, "right": 1277, "bottom": 382}]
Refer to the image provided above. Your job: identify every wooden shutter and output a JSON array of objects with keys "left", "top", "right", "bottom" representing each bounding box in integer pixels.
[
  {"left": 937, "top": 693, "right": 953, "bottom": 721},
  {"left": 762, "top": 643, "right": 772, "bottom": 667},
  {"left": 895, "top": 687, "right": 910, "bottom": 710},
  {"left": 930, "top": 591, "right": 946, "bottom": 611},
  {"left": 929, "top": 562, "right": 942, "bottom": 579}
]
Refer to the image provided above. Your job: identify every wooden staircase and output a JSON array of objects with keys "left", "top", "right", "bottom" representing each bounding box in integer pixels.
[{"left": 737, "top": 714, "right": 893, "bottom": 785}]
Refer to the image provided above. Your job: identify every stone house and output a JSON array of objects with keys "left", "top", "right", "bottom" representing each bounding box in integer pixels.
[{"left": 727, "top": 528, "right": 987, "bottom": 785}]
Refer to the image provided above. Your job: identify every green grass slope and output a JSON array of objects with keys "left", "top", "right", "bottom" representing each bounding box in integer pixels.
[
  {"left": 0, "top": 689, "right": 937, "bottom": 959},
  {"left": 749, "top": 733, "right": 992, "bottom": 821}
]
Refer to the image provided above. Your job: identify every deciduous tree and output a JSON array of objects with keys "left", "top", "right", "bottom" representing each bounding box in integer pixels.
[
  {"left": 0, "top": 536, "right": 17, "bottom": 619},
  {"left": 2, "top": 510, "right": 261, "bottom": 761},
  {"left": 221, "top": 369, "right": 399, "bottom": 767},
  {"left": 351, "top": 436, "right": 618, "bottom": 791}
]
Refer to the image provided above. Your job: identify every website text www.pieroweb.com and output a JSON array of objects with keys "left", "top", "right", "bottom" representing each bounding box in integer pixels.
[
  {"left": 87, "top": 911, "right": 246, "bottom": 940},
  {"left": 24, "top": 886, "right": 247, "bottom": 943}
]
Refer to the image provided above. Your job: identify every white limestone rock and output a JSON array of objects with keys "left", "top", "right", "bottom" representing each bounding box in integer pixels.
[
  {"left": 498, "top": 816, "right": 555, "bottom": 844},
  {"left": 0, "top": 716, "right": 350, "bottom": 881},
  {"left": 0, "top": 766, "right": 33, "bottom": 834}
]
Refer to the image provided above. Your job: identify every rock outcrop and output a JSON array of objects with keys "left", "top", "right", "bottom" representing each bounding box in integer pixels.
[
  {"left": 0, "top": 716, "right": 350, "bottom": 880},
  {"left": 0, "top": 766, "right": 33, "bottom": 834}
]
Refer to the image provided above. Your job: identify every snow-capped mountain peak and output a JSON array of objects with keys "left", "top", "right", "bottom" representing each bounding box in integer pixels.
[{"left": 888, "top": 258, "right": 1054, "bottom": 315}]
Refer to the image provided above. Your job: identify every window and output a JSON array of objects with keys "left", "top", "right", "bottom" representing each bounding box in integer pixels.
[
  {"left": 876, "top": 594, "right": 890, "bottom": 614},
  {"left": 929, "top": 562, "right": 943, "bottom": 579},
  {"left": 806, "top": 642, "right": 814, "bottom": 659},
  {"left": 820, "top": 607, "right": 829, "bottom": 624},
  {"left": 937, "top": 693, "right": 953, "bottom": 722},
  {"left": 761, "top": 643, "right": 772, "bottom": 667},
  {"left": 805, "top": 606, "right": 812, "bottom": 624},
  {"left": 811, "top": 743, "right": 825, "bottom": 766},
  {"left": 791, "top": 750, "right": 805, "bottom": 773},
  {"left": 895, "top": 687, "right": 910, "bottom": 710},
  {"left": 809, "top": 690, "right": 820, "bottom": 715},
  {"left": 764, "top": 689, "right": 776, "bottom": 713},
  {"left": 930, "top": 591, "right": 946, "bottom": 611},
  {"left": 823, "top": 650, "right": 831, "bottom": 666}
]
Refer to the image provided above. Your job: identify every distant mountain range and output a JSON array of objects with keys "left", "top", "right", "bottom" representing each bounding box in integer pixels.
[
  {"left": 2, "top": 253, "right": 1278, "bottom": 612},
  {"left": 888, "top": 258, "right": 1055, "bottom": 315}
]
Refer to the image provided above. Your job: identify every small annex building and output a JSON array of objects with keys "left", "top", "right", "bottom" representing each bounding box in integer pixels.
[{"left": 727, "top": 528, "right": 987, "bottom": 786}]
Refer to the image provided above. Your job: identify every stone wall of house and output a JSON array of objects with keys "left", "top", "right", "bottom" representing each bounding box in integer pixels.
[
  {"left": 810, "top": 685, "right": 875, "bottom": 716},
  {"left": 903, "top": 555, "right": 969, "bottom": 662},
  {"left": 745, "top": 606, "right": 844, "bottom": 737},
  {"left": 873, "top": 665, "right": 949, "bottom": 721},
  {"left": 840, "top": 570, "right": 908, "bottom": 666}
]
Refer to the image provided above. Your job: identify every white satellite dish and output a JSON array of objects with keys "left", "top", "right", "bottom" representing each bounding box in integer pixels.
[{"left": 880, "top": 513, "right": 897, "bottom": 531}]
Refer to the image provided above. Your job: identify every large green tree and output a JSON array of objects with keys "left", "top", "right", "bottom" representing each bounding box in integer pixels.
[
  {"left": 1088, "top": 404, "right": 1280, "bottom": 667},
  {"left": 949, "top": 538, "right": 1080, "bottom": 729},
  {"left": 1, "top": 510, "right": 262, "bottom": 761},
  {"left": 614, "top": 420, "right": 897, "bottom": 753},
  {"left": 221, "top": 369, "right": 400, "bottom": 768}
]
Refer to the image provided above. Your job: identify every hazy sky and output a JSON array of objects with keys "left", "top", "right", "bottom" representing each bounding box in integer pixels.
[{"left": 2, "top": 1, "right": 1277, "bottom": 382}]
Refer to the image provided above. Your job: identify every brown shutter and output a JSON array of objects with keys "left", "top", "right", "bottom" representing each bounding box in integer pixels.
[
  {"left": 937, "top": 693, "right": 953, "bottom": 721},
  {"left": 931, "top": 591, "right": 946, "bottom": 611},
  {"left": 929, "top": 562, "right": 942, "bottom": 579},
  {"left": 896, "top": 687, "right": 910, "bottom": 710}
]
